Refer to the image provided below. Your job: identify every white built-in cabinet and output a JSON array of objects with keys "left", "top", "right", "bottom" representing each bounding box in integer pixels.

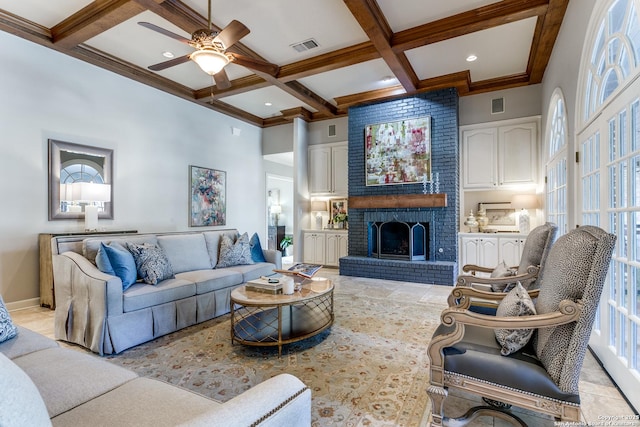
[
  {"left": 458, "top": 233, "right": 527, "bottom": 273},
  {"left": 303, "top": 230, "right": 348, "bottom": 267},
  {"left": 308, "top": 142, "right": 348, "bottom": 196},
  {"left": 461, "top": 118, "right": 539, "bottom": 190}
]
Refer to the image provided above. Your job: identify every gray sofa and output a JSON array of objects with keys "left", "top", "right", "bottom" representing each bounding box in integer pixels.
[
  {"left": 0, "top": 326, "right": 311, "bottom": 426},
  {"left": 51, "top": 229, "right": 281, "bottom": 355}
]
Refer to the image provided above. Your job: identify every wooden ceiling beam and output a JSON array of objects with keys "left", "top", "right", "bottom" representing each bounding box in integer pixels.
[
  {"left": 52, "top": 0, "right": 145, "bottom": 49},
  {"left": 392, "top": 0, "right": 549, "bottom": 52},
  {"left": 527, "top": 0, "right": 570, "bottom": 82},
  {"left": 343, "top": 0, "right": 418, "bottom": 92}
]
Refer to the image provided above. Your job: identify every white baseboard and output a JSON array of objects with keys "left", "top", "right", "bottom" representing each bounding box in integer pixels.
[{"left": 6, "top": 298, "right": 41, "bottom": 312}]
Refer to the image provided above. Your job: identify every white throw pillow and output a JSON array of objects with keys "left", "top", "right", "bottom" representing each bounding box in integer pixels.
[{"left": 0, "top": 352, "right": 51, "bottom": 426}]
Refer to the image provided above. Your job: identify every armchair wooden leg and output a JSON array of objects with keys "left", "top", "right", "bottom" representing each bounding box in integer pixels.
[
  {"left": 446, "top": 406, "right": 527, "bottom": 427},
  {"left": 426, "top": 385, "right": 447, "bottom": 426}
]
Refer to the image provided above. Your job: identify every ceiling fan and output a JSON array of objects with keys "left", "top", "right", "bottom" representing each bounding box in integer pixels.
[{"left": 138, "top": 0, "right": 279, "bottom": 90}]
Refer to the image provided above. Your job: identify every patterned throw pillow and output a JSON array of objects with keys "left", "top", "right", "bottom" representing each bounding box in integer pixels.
[
  {"left": 217, "top": 233, "right": 254, "bottom": 268},
  {"left": 126, "top": 243, "right": 175, "bottom": 285},
  {"left": 249, "top": 232, "right": 267, "bottom": 263},
  {"left": 0, "top": 295, "right": 18, "bottom": 343},
  {"left": 490, "top": 261, "right": 516, "bottom": 292},
  {"left": 494, "top": 282, "right": 536, "bottom": 356}
]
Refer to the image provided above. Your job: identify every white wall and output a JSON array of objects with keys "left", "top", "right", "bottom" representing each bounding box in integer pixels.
[
  {"left": 459, "top": 84, "right": 542, "bottom": 126},
  {"left": 541, "top": 0, "right": 596, "bottom": 230},
  {"left": 0, "top": 31, "right": 265, "bottom": 304}
]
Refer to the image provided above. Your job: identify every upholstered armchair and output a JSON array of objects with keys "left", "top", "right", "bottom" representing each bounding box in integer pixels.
[
  {"left": 428, "top": 225, "right": 615, "bottom": 426},
  {"left": 449, "top": 222, "right": 558, "bottom": 309}
]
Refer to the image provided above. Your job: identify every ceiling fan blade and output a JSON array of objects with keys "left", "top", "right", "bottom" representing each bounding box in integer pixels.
[
  {"left": 213, "top": 69, "right": 232, "bottom": 89},
  {"left": 228, "top": 53, "right": 279, "bottom": 76},
  {"left": 138, "top": 22, "right": 191, "bottom": 44},
  {"left": 148, "top": 54, "right": 191, "bottom": 71},
  {"left": 214, "top": 20, "right": 250, "bottom": 49}
]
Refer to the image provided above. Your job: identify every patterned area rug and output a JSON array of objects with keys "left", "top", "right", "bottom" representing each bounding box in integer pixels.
[{"left": 105, "top": 272, "right": 448, "bottom": 426}]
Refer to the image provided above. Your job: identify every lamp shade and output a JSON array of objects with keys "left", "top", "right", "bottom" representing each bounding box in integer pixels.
[
  {"left": 190, "top": 49, "right": 229, "bottom": 75},
  {"left": 511, "top": 194, "right": 539, "bottom": 210},
  {"left": 71, "top": 182, "right": 111, "bottom": 203},
  {"left": 270, "top": 205, "right": 282, "bottom": 214},
  {"left": 311, "top": 200, "right": 328, "bottom": 212}
]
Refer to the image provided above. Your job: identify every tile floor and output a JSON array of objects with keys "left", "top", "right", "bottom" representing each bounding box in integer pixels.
[{"left": 10, "top": 271, "right": 638, "bottom": 426}]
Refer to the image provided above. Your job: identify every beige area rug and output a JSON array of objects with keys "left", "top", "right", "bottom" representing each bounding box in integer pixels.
[{"left": 105, "top": 271, "right": 449, "bottom": 426}]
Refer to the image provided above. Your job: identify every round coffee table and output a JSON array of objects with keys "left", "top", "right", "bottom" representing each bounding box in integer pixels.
[{"left": 230, "top": 277, "right": 334, "bottom": 356}]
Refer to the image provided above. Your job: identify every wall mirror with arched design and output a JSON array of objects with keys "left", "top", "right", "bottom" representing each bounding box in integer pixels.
[{"left": 48, "top": 139, "right": 114, "bottom": 220}]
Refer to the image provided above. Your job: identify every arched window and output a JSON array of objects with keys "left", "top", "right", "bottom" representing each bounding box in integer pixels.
[
  {"left": 545, "top": 89, "right": 568, "bottom": 236},
  {"left": 582, "top": 0, "right": 640, "bottom": 123}
]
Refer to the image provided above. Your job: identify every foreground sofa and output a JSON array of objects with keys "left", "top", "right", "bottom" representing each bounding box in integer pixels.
[
  {"left": 0, "top": 326, "right": 311, "bottom": 426},
  {"left": 51, "top": 229, "right": 281, "bottom": 354}
]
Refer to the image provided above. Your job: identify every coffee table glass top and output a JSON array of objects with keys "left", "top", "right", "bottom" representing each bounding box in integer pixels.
[{"left": 231, "top": 276, "right": 333, "bottom": 305}]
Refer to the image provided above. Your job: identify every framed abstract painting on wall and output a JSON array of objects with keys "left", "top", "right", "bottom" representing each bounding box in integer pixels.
[
  {"left": 365, "top": 116, "right": 431, "bottom": 186},
  {"left": 189, "top": 165, "right": 226, "bottom": 227}
]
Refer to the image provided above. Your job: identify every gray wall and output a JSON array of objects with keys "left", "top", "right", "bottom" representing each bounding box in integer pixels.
[
  {"left": 459, "top": 84, "right": 542, "bottom": 126},
  {"left": 0, "top": 31, "right": 266, "bottom": 305}
]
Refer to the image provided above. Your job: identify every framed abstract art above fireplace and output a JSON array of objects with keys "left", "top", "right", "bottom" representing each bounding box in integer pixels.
[
  {"left": 189, "top": 165, "right": 226, "bottom": 227},
  {"left": 365, "top": 116, "right": 431, "bottom": 186}
]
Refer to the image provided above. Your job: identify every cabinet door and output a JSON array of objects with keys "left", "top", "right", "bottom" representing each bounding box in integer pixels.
[
  {"left": 309, "top": 146, "right": 332, "bottom": 193},
  {"left": 462, "top": 128, "right": 498, "bottom": 188},
  {"left": 499, "top": 122, "right": 538, "bottom": 186},
  {"left": 331, "top": 144, "right": 349, "bottom": 195},
  {"left": 460, "top": 236, "right": 481, "bottom": 268},
  {"left": 304, "top": 233, "right": 326, "bottom": 264},
  {"left": 325, "top": 234, "right": 340, "bottom": 266},
  {"left": 478, "top": 237, "right": 499, "bottom": 268},
  {"left": 337, "top": 234, "right": 348, "bottom": 259},
  {"left": 499, "top": 238, "right": 524, "bottom": 267}
]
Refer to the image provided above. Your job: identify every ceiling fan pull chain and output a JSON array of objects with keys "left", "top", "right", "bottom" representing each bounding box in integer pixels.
[{"left": 211, "top": 75, "right": 215, "bottom": 103}]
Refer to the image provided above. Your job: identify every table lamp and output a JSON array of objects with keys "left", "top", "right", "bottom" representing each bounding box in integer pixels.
[
  {"left": 71, "top": 182, "right": 111, "bottom": 231},
  {"left": 311, "top": 200, "right": 328, "bottom": 230},
  {"left": 511, "top": 194, "right": 539, "bottom": 234},
  {"left": 271, "top": 205, "right": 282, "bottom": 226}
]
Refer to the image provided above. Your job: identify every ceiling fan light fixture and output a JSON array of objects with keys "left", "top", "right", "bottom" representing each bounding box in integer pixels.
[{"left": 190, "top": 48, "right": 230, "bottom": 75}]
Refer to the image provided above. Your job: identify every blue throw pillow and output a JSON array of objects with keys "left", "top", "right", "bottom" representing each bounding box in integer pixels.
[
  {"left": 0, "top": 295, "right": 18, "bottom": 344},
  {"left": 99, "top": 242, "right": 137, "bottom": 290},
  {"left": 249, "top": 233, "right": 267, "bottom": 263}
]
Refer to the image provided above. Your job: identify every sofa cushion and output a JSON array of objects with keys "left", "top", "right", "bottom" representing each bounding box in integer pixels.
[
  {"left": 157, "top": 234, "right": 213, "bottom": 274},
  {"left": 249, "top": 232, "right": 267, "bottom": 263},
  {"left": 0, "top": 295, "right": 18, "bottom": 344},
  {"left": 217, "top": 233, "right": 254, "bottom": 268},
  {"left": 176, "top": 269, "right": 243, "bottom": 294},
  {"left": 50, "top": 377, "right": 220, "bottom": 426},
  {"left": 12, "top": 347, "right": 138, "bottom": 418},
  {"left": 0, "top": 326, "right": 58, "bottom": 360},
  {"left": 495, "top": 282, "right": 536, "bottom": 356},
  {"left": 123, "top": 279, "right": 196, "bottom": 312},
  {"left": 0, "top": 352, "right": 51, "bottom": 427},
  {"left": 226, "top": 262, "right": 278, "bottom": 282},
  {"left": 203, "top": 230, "right": 238, "bottom": 268},
  {"left": 83, "top": 235, "right": 158, "bottom": 264},
  {"left": 97, "top": 242, "right": 138, "bottom": 290},
  {"left": 127, "top": 243, "right": 175, "bottom": 285}
]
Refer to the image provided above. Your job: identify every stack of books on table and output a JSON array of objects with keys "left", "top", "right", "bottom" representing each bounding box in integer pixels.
[{"left": 245, "top": 277, "right": 283, "bottom": 294}]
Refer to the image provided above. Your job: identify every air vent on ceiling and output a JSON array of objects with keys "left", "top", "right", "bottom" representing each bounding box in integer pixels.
[
  {"left": 291, "top": 38, "right": 319, "bottom": 53},
  {"left": 491, "top": 97, "right": 505, "bottom": 114},
  {"left": 328, "top": 124, "right": 337, "bottom": 137}
]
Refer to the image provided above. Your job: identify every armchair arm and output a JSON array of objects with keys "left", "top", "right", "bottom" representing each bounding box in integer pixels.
[
  {"left": 448, "top": 279, "right": 541, "bottom": 308},
  {"left": 461, "top": 264, "right": 494, "bottom": 274},
  {"left": 428, "top": 299, "right": 582, "bottom": 374}
]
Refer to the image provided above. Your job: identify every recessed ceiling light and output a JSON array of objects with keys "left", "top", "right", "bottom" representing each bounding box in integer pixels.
[
  {"left": 265, "top": 102, "right": 273, "bottom": 106},
  {"left": 162, "top": 51, "right": 175, "bottom": 58},
  {"left": 381, "top": 76, "right": 396, "bottom": 83},
  {"left": 466, "top": 54, "right": 478, "bottom": 62}
]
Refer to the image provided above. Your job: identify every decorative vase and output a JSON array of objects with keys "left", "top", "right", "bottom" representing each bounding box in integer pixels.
[
  {"left": 464, "top": 210, "right": 479, "bottom": 232},
  {"left": 476, "top": 207, "right": 489, "bottom": 232}
]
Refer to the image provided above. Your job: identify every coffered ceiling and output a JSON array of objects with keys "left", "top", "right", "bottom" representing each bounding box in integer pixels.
[{"left": 0, "top": 0, "right": 568, "bottom": 127}]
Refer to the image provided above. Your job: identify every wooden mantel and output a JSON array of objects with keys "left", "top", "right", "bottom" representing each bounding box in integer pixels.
[{"left": 348, "top": 194, "right": 447, "bottom": 209}]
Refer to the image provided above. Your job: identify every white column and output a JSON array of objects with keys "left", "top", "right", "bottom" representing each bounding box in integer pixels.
[{"left": 292, "top": 117, "right": 310, "bottom": 262}]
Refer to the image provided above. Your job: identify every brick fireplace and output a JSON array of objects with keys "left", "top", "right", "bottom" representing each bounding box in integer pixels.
[{"left": 339, "top": 89, "right": 459, "bottom": 286}]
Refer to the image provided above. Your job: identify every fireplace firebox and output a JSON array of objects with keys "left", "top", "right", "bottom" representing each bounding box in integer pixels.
[{"left": 368, "top": 221, "right": 429, "bottom": 261}]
